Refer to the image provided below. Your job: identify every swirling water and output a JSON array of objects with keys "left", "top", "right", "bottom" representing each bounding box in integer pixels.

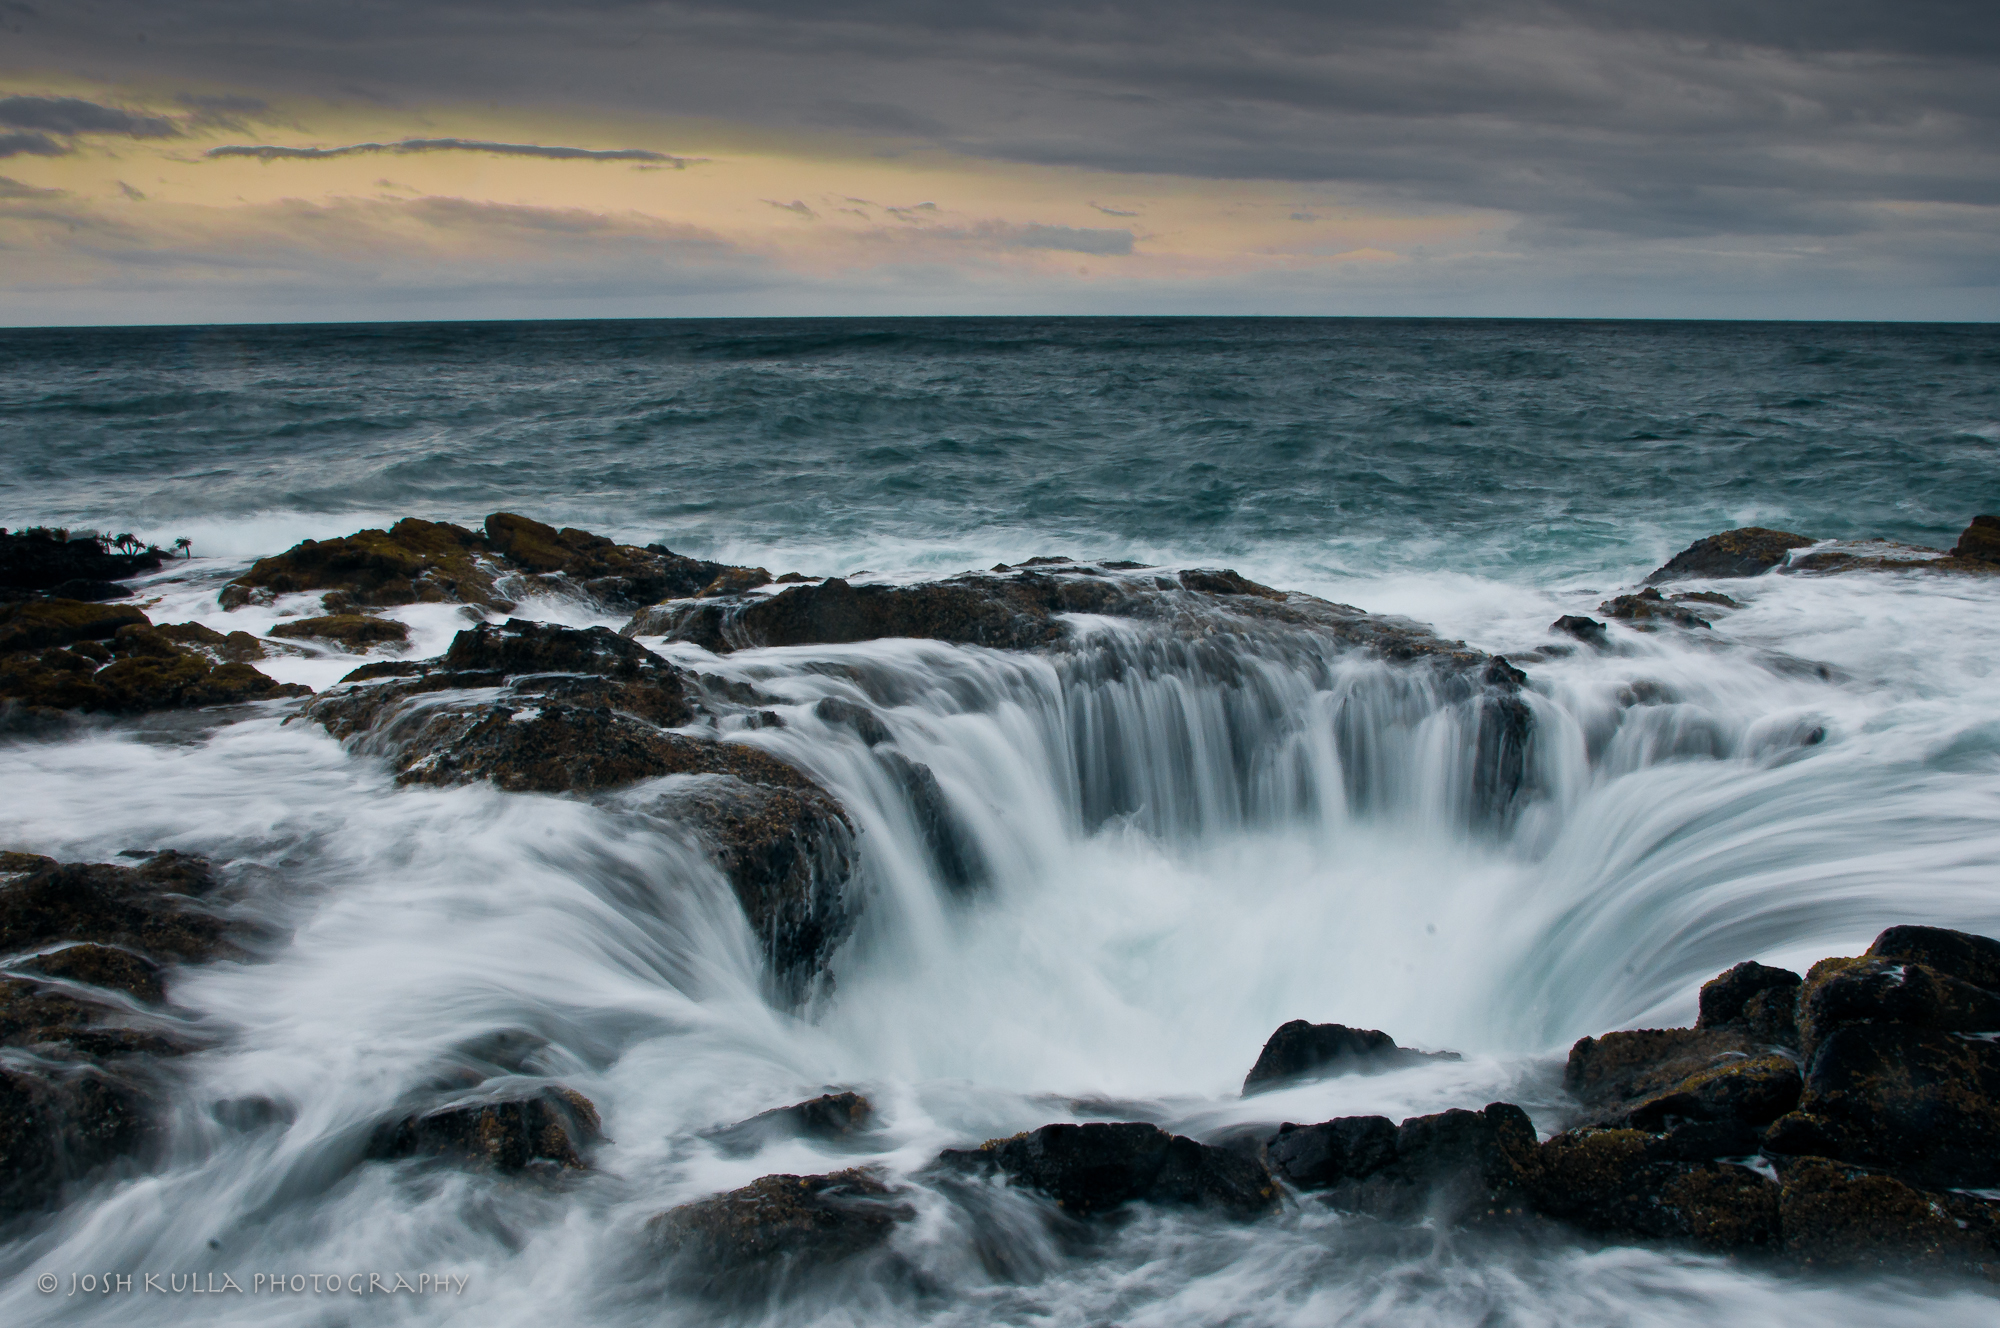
[{"left": 2, "top": 317, "right": 1999, "bottom": 1324}]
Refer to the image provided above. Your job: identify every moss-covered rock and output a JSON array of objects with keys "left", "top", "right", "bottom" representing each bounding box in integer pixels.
[
  {"left": 220, "top": 518, "right": 500, "bottom": 610},
  {"left": 1598, "top": 589, "right": 1710, "bottom": 629},
  {"left": 1563, "top": 1027, "right": 1762, "bottom": 1119},
  {"left": 1778, "top": 1157, "right": 1997, "bottom": 1271},
  {"left": 703, "top": 1091, "right": 875, "bottom": 1156},
  {"left": 0, "top": 608, "right": 307, "bottom": 718},
  {"left": 0, "top": 599, "right": 148, "bottom": 653},
  {"left": 17, "top": 943, "right": 164, "bottom": 1004},
  {"left": 0, "top": 850, "right": 236, "bottom": 963},
  {"left": 1952, "top": 515, "right": 2000, "bottom": 564},
  {"left": 266, "top": 614, "right": 410, "bottom": 651},
  {"left": 1530, "top": 1128, "right": 1779, "bottom": 1251}
]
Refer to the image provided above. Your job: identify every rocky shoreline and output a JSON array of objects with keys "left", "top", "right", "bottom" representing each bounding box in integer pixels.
[{"left": 2, "top": 509, "right": 1998, "bottom": 1281}]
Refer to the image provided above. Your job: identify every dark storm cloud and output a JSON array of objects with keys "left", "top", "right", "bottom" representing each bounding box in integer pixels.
[
  {"left": 0, "top": 132, "right": 64, "bottom": 158},
  {"left": 207, "top": 138, "right": 690, "bottom": 163},
  {"left": 0, "top": 95, "right": 178, "bottom": 138}
]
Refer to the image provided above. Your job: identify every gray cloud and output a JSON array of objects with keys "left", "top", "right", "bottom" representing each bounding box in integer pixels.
[
  {"left": 1090, "top": 202, "right": 1139, "bottom": 217},
  {"left": 3, "top": 0, "right": 1996, "bottom": 315},
  {"left": 0, "top": 175, "right": 66, "bottom": 198},
  {"left": 0, "top": 94, "right": 178, "bottom": 138},
  {"left": 764, "top": 198, "right": 817, "bottom": 218},
  {"left": 206, "top": 138, "right": 693, "bottom": 163},
  {"left": 0, "top": 132, "right": 65, "bottom": 158},
  {"left": 1011, "top": 223, "right": 1133, "bottom": 255}
]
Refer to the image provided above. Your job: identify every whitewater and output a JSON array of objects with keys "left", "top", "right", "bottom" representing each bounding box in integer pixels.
[{"left": 2, "top": 317, "right": 1998, "bottom": 1324}]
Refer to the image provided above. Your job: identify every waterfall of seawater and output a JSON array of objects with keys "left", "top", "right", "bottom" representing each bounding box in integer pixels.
[{"left": 5, "top": 564, "right": 2000, "bottom": 1326}]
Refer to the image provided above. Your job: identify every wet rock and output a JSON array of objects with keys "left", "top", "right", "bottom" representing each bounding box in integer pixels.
[
  {"left": 1697, "top": 960, "right": 1802, "bottom": 1043},
  {"left": 1599, "top": 589, "right": 1710, "bottom": 629},
  {"left": 221, "top": 518, "right": 502, "bottom": 610},
  {"left": 484, "top": 511, "right": 767, "bottom": 609},
  {"left": 17, "top": 944, "right": 164, "bottom": 1004},
  {"left": 704, "top": 1091, "right": 875, "bottom": 1155},
  {"left": 0, "top": 528, "right": 161, "bottom": 594},
  {"left": 0, "top": 850, "right": 234, "bottom": 963},
  {"left": 814, "top": 696, "right": 890, "bottom": 746},
  {"left": 1778, "top": 1157, "right": 1998, "bottom": 1271},
  {"left": 0, "top": 599, "right": 148, "bottom": 653},
  {"left": 1670, "top": 591, "right": 1742, "bottom": 608},
  {"left": 372, "top": 1085, "right": 601, "bottom": 1171},
  {"left": 1265, "top": 1115, "right": 1397, "bottom": 1190},
  {"left": 1869, "top": 923, "right": 2000, "bottom": 991},
  {"left": 650, "top": 1168, "right": 912, "bottom": 1286},
  {"left": 1952, "top": 514, "right": 2000, "bottom": 565},
  {"left": 302, "top": 620, "right": 857, "bottom": 998},
  {"left": 1619, "top": 1053, "right": 1802, "bottom": 1132},
  {"left": 1531, "top": 1128, "right": 1780, "bottom": 1251},
  {"left": 1242, "top": 1020, "right": 1459, "bottom": 1094},
  {"left": 266, "top": 614, "right": 410, "bottom": 651},
  {"left": 1291, "top": 1103, "right": 1540, "bottom": 1224},
  {"left": 46, "top": 579, "right": 130, "bottom": 602},
  {"left": 1551, "top": 614, "right": 1607, "bottom": 646},
  {"left": 1797, "top": 954, "right": 2000, "bottom": 1062},
  {"left": 934, "top": 1121, "right": 1278, "bottom": 1219},
  {"left": 152, "top": 621, "right": 267, "bottom": 662},
  {"left": 0, "top": 1062, "right": 149, "bottom": 1213},
  {"left": 1644, "top": 527, "right": 1817, "bottom": 583},
  {"left": 0, "top": 605, "right": 307, "bottom": 718},
  {"left": 880, "top": 751, "right": 987, "bottom": 893},
  {"left": 1562, "top": 1026, "right": 1762, "bottom": 1121}
]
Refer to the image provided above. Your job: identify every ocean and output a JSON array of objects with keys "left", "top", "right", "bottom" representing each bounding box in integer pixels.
[{"left": 2, "top": 316, "right": 1998, "bottom": 1325}]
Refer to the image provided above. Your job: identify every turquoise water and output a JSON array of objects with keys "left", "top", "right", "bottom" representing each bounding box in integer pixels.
[{"left": 4, "top": 318, "right": 1995, "bottom": 578}]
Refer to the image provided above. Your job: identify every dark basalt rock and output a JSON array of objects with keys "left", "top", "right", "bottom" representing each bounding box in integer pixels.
[
  {"left": 650, "top": 1168, "right": 912, "bottom": 1287},
  {"left": 1562, "top": 1026, "right": 1763, "bottom": 1121},
  {"left": 1242, "top": 1020, "right": 1459, "bottom": 1094},
  {"left": 0, "top": 849, "right": 242, "bottom": 1214},
  {"left": 301, "top": 620, "right": 857, "bottom": 998},
  {"left": 220, "top": 512, "right": 769, "bottom": 614},
  {"left": 1599, "top": 589, "right": 1710, "bottom": 629},
  {"left": 704, "top": 1091, "right": 875, "bottom": 1155},
  {"left": 18, "top": 944, "right": 164, "bottom": 1004},
  {"left": 1552, "top": 614, "right": 1607, "bottom": 646},
  {"left": 934, "top": 1121, "right": 1278, "bottom": 1219},
  {"left": 1777, "top": 1157, "right": 2000, "bottom": 1272},
  {"left": 1869, "top": 923, "right": 2000, "bottom": 991},
  {"left": 1953, "top": 514, "right": 2000, "bottom": 565},
  {"left": 0, "top": 850, "right": 235, "bottom": 963},
  {"left": 371, "top": 1085, "right": 601, "bottom": 1171},
  {"left": 0, "top": 528, "right": 161, "bottom": 593},
  {"left": 1531, "top": 1128, "right": 1780, "bottom": 1251},
  {"left": 1645, "top": 527, "right": 1817, "bottom": 583},
  {"left": 879, "top": 751, "right": 987, "bottom": 894},
  {"left": 1271, "top": 1104, "right": 1539, "bottom": 1224},
  {"left": 266, "top": 614, "right": 410, "bottom": 651},
  {"left": 1698, "top": 961, "right": 1802, "bottom": 1031},
  {"left": 0, "top": 604, "right": 308, "bottom": 719},
  {"left": 813, "top": 696, "right": 890, "bottom": 746}
]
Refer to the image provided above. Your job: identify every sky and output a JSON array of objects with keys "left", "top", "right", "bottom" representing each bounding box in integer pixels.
[{"left": 1, "top": 1, "right": 1995, "bottom": 323}]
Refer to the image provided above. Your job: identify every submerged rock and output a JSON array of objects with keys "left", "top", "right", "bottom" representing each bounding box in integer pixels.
[
  {"left": 371, "top": 1085, "right": 601, "bottom": 1171},
  {"left": 301, "top": 619, "right": 858, "bottom": 998},
  {"left": 1267, "top": 1104, "right": 1540, "bottom": 1224},
  {"left": 650, "top": 1168, "right": 912, "bottom": 1288},
  {"left": 1242, "top": 1020, "right": 1459, "bottom": 1094},
  {"left": 704, "top": 1091, "right": 875, "bottom": 1155},
  {"left": 1645, "top": 528, "right": 1817, "bottom": 583},
  {"left": 934, "top": 1121, "right": 1278, "bottom": 1219},
  {"left": 0, "top": 603, "right": 307, "bottom": 719},
  {"left": 1598, "top": 589, "right": 1710, "bottom": 629},
  {"left": 0, "top": 850, "right": 239, "bottom": 1214}
]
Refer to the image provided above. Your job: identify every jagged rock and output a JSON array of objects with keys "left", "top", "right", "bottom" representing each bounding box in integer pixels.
[
  {"left": 1265, "top": 1115, "right": 1397, "bottom": 1190},
  {"left": 1796, "top": 954, "right": 2000, "bottom": 1062},
  {"left": 302, "top": 620, "right": 857, "bottom": 997},
  {"left": 650, "top": 1169, "right": 912, "bottom": 1287},
  {"left": 0, "top": 850, "right": 235, "bottom": 963},
  {"left": 934, "top": 1121, "right": 1278, "bottom": 1219},
  {"left": 1599, "top": 589, "right": 1710, "bottom": 629},
  {"left": 1645, "top": 528, "right": 1816, "bottom": 583},
  {"left": 1563, "top": 1026, "right": 1762, "bottom": 1120},
  {"left": 1531, "top": 1128, "right": 1780, "bottom": 1251},
  {"left": 1953, "top": 515, "right": 2000, "bottom": 564},
  {"left": 266, "top": 614, "right": 410, "bottom": 651},
  {"left": 1870, "top": 923, "right": 2000, "bottom": 990},
  {"left": 152, "top": 621, "right": 267, "bottom": 662},
  {"left": 1697, "top": 960, "right": 1802, "bottom": 1044},
  {"left": 1242, "top": 1020, "right": 1459, "bottom": 1094},
  {"left": 703, "top": 1091, "right": 875, "bottom": 1155},
  {"left": 1277, "top": 1104, "right": 1539, "bottom": 1223},
  {"left": 879, "top": 751, "right": 986, "bottom": 893},
  {"left": 17, "top": 944, "right": 164, "bottom": 1004},
  {"left": 0, "top": 605, "right": 307, "bottom": 718},
  {"left": 221, "top": 513, "right": 768, "bottom": 614},
  {"left": 371, "top": 1085, "right": 601, "bottom": 1171},
  {"left": 1778, "top": 1157, "right": 1999, "bottom": 1271},
  {"left": 1552, "top": 614, "right": 1607, "bottom": 646},
  {"left": 0, "top": 599, "right": 147, "bottom": 653},
  {"left": 0, "top": 528, "right": 161, "bottom": 593},
  {"left": 220, "top": 518, "right": 502, "bottom": 610}
]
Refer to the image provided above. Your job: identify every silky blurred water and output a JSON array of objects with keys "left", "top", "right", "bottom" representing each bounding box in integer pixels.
[{"left": 2, "top": 318, "right": 1998, "bottom": 1325}]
